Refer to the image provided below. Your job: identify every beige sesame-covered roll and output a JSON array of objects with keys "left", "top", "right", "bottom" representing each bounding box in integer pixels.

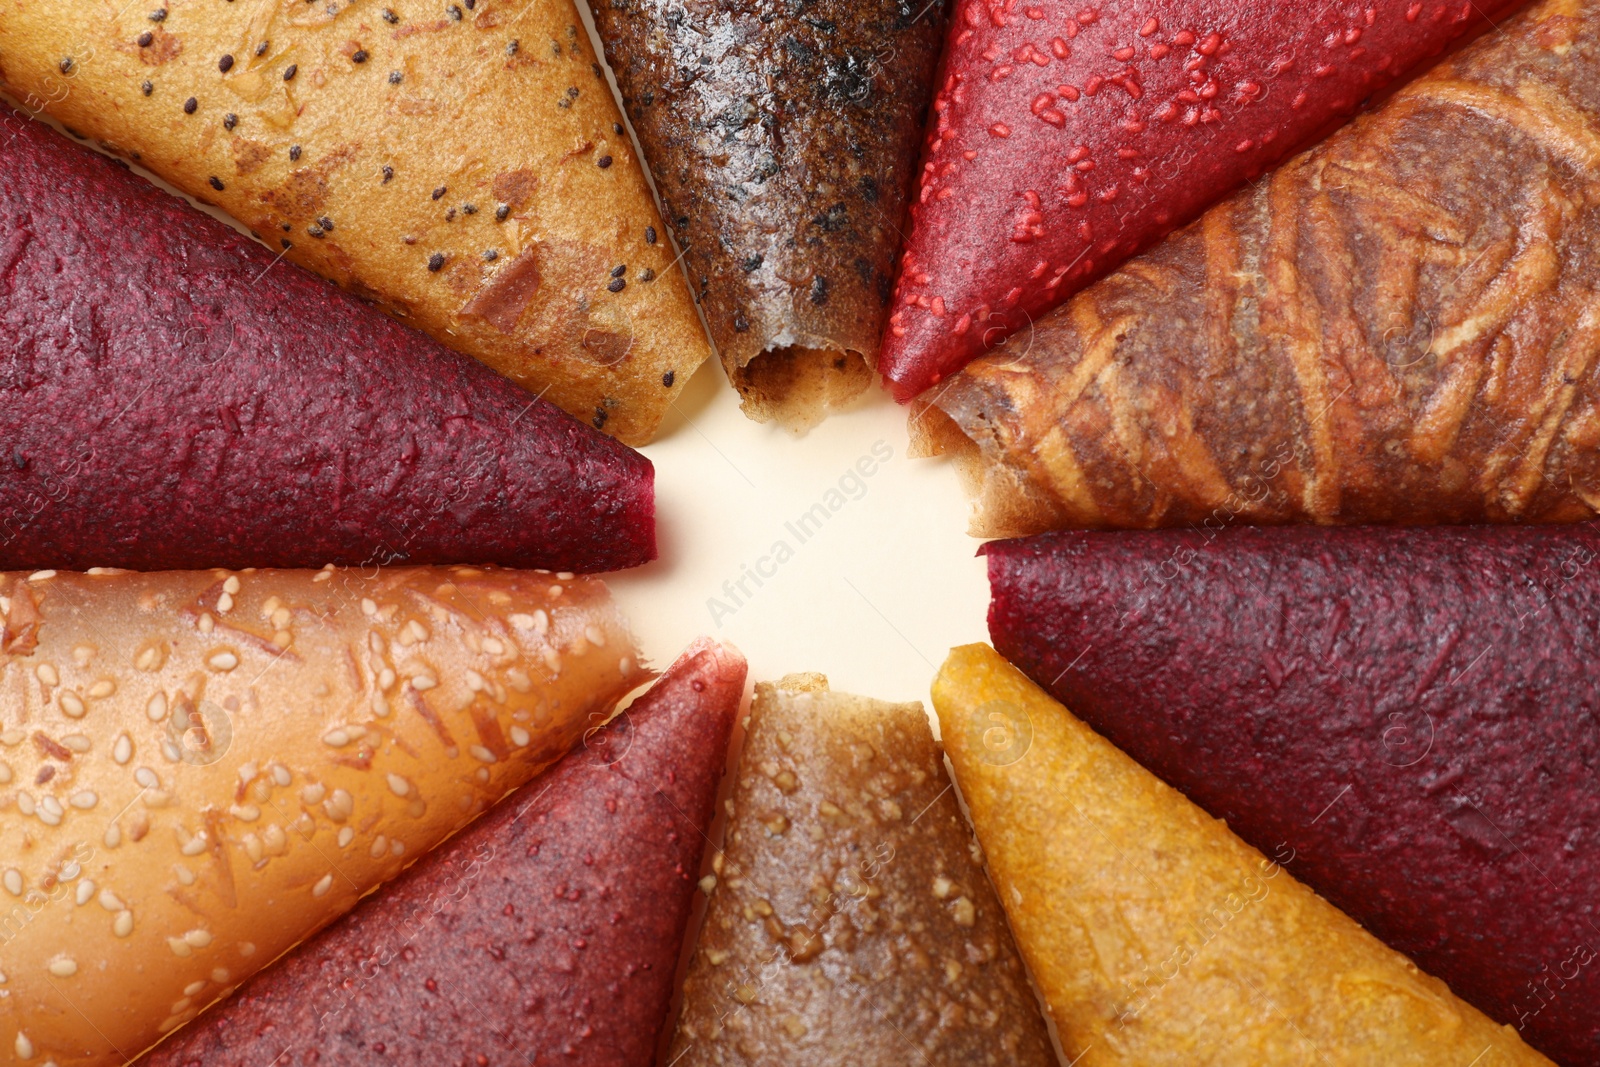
[
  {"left": 0, "top": 0, "right": 711, "bottom": 445},
  {"left": 668, "top": 674, "right": 1055, "bottom": 1066},
  {"left": 0, "top": 565, "right": 646, "bottom": 1067}
]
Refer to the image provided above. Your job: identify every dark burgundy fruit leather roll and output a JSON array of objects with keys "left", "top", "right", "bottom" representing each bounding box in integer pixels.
[
  {"left": 139, "top": 638, "right": 745, "bottom": 1067},
  {"left": 881, "top": 0, "right": 1524, "bottom": 401},
  {"left": 0, "top": 109, "right": 654, "bottom": 572},
  {"left": 986, "top": 526, "right": 1600, "bottom": 1066}
]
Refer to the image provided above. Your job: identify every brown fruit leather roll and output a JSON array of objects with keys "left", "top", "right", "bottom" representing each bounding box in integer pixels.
[
  {"left": 667, "top": 674, "right": 1054, "bottom": 1066},
  {"left": 915, "top": 0, "right": 1600, "bottom": 536},
  {"left": 0, "top": 565, "right": 646, "bottom": 1067},
  {"left": 136, "top": 638, "right": 746, "bottom": 1067},
  {"left": 592, "top": 0, "right": 947, "bottom": 432},
  {"left": 0, "top": 0, "right": 710, "bottom": 445}
]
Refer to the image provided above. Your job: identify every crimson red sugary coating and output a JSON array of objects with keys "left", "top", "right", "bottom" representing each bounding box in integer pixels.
[
  {"left": 139, "top": 638, "right": 746, "bottom": 1067},
  {"left": 0, "top": 109, "right": 654, "bottom": 573},
  {"left": 880, "top": 0, "right": 1523, "bottom": 401},
  {"left": 985, "top": 526, "right": 1600, "bottom": 1066}
]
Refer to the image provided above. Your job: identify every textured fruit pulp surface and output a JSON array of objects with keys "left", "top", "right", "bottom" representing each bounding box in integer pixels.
[
  {"left": 0, "top": 106, "right": 654, "bottom": 572},
  {"left": 881, "top": 0, "right": 1523, "bottom": 401},
  {"left": 985, "top": 525, "right": 1600, "bottom": 1066},
  {"left": 138, "top": 640, "right": 744, "bottom": 1066}
]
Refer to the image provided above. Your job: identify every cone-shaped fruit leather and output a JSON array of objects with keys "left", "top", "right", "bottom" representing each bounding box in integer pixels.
[
  {"left": 932, "top": 644, "right": 1556, "bottom": 1067},
  {"left": 0, "top": 565, "right": 647, "bottom": 1067},
  {"left": 0, "top": 110, "right": 654, "bottom": 573},
  {"left": 591, "top": 0, "right": 947, "bottom": 432},
  {"left": 0, "top": 2, "right": 709, "bottom": 446},
  {"left": 881, "top": 0, "right": 1520, "bottom": 401},
  {"left": 985, "top": 526, "right": 1600, "bottom": 1065},
  {"left": 668, "top": 674, "right": 1054, "bottom": 1066},
  {"left": 136, "top": 638, "right": 745, "bottom": 1067},
  {"left": 914, "top": 0, "right": 1600, "bottom": 535}
]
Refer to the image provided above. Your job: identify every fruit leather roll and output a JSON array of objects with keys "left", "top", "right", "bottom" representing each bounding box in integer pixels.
[
  {"left": 591, "top": 0, "right": 947, "bottom": 432},
  {"left": 667, "top": 674, "right": 1054, "bottom": 1066},
  {"left": 0, "top": 0, "right": 709, "bottom": 446},
  {"left": 137, "top": 638, "right": 745, "bottom": 1067},
  {"left": 0, "top": 565, "right": 647, "bottom": 1067},
  {"left": 932, "top": 644, "right": 1555, "bottom": 1067},
  {"left": 881, "top": 0, "right": 1522, "bottom": 401},
  {"left": 914, "top": 0, "right": 1600, "bottom": 535},
  {"left": 0, "top": 109, "right": 654, "bottom": 573},
  {"left": 985, "top": 526, "right": 1600, "bottom": 1065}
]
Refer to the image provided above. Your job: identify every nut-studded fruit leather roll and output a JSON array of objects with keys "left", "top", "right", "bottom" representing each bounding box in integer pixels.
[
  {"left": 667, "top": 674, "right": 1054, "bottom": 1066},
  {"left": 915, "top": 0, "right": 1600, "bottom": 535},
  {"left": 932, "top": 644, "right": 1556, "bottom": 1067},
  {"left": 880, "top": 0, "right": 1522, "bottom": 401},
  {"left": 0, "top": 0, "right": 710, "bottom": 445},
  {"left": 0, "top": 565, "right": 647, "bottom": 1067},
  {"left": 591, "top": 0, "right": 947, "bottom": 432},
  {"left": 136, "top": 638, "right": 745, "bottom": 1067},
  {"left": 985, "top": 526, "right": 1600, "bottom": 1065},
  {"left": 0, "top": 109, "right": 654, "bottom": 573}
]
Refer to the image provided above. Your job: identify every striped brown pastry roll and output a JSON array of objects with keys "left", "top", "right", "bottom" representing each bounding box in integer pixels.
[
  {"left": 0, "top": 565, "right": 646, "bottom": 1067},
  {"left": 667, "top": 674, "right": 1054, "bottom": 1066},
  {"left": 592, "top": 0, "right": 947, "bottom": 432},
  {"left": 0, "top": 0, "right": 710, "bottom": 445},
  {"left": 914, "top": 0, "right": 1600, "bottom": 536}
]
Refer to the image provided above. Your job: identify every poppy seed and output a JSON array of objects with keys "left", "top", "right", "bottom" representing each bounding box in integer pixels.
[
  {"left": 597, "top": 155, "right": 612, "bottom": 169},
  {"left": 432, "top": 186, "right": 446, "bottom": 200},
  {"left": 352, "top": 49, "right": 368, "bottom": 63},
  {"left": 483, "top": 249, "right": 498, "bottom": 261},
  {"left": 607, "top": 277, "right": 625, "bottom": 293},
  {"left": 209, "top": 176, "right": 225, "bottom": 191},
  {"left": 183, "top": 96, "right": 198, "bottom": 114},
  {"left": 289, "top": 144, "right": 302, "bottom": 161},
  {"left": 382, "top": 165, "right": 394, "bottom": 183},
  {"left": 446, "top": 4, "right": 461, "bottom": 19},
  {"left": 462, "top": 203, "right": 477, "bottom": 214},
  {"left": 388, "top": 70, "right": 402, "bottom": 84},
  {"left": 506, "top": 39, "right": 519, "bottom": 55},
  {"left": 138, "top": 31, "right": 153, "bottom": 46},
  {"left": 427, "top": 253, "right": 446, "bottom": 271},
  {"left": 495, "top": 203, "right": 510, "bottom": 220},
  {"left": 284, "top": 64, "right": 297, "bottom": 81},
  {"left": 381, "top": 7, "right": 398, "bottom": 22},
  {"left": 610, "top": 264, "right": 626, "bottom": 278},
  {"left": 219, "top": 54, "right": 234, "bottom": 72},
  {"left": 141, "top": 80, "right": 153, "bottom": 96},
  {"left": 255, "top": 40, "right": 269, "bottom": 56},
  {"left": 59, "top": 57, "right": 73, "bottom": 74},
  {"left": 318, "top": 216, "right": 334, "bottom": 231},
  {"left": 149, "top": 7, "right": 167, "bottom": 19},
  {"left": 662, "top": 371, "right": 675, "bottom": 388},
  {"left": 223, "top": 113, "right": 237, "bottom": 130},
  {"left": 645, "top": 226, "right": 657, "bottom": 244}
]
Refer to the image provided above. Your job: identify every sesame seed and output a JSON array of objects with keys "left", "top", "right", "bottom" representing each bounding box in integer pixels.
[
  {"left": 207, "top": 650, "right": 239, "bottom": 671},
  {"left": 99, "top": 890, "right": 124, "bottom": 910},
  {"left": 48, "top": 957, "right": 78, "bottom": 977},
  {"left": 76, "top": 880, "right": 95, "bottom": 906},
  {"left": 370, "top": 835, "right": 389, "bottom": 857},
  {"left": 70, "top": 790, "right": 98, "bottom": 810},
  {"left": 3, "top": 870, "right": 21, "bottom": 896},
  {"left": 36, "top": 663, "right": 58, "bottom": 686},
  {"left": 351, "top": 49, "right": 368, "bottom": 63},
  {"left": 104, "top": 823, "right": 122, "bottom": 848},
  {"left": 387, "top": 773, "right": 410, "bottom": 797},
  {"left": 15, "top": 1032, "right": 33, "bottom": 1059},
  {"left": 597, "top": 155, "right": 613, "bottom": 169},
  {"left": 0, "top": 764, "right": 9, "bottom": 785},
  {"left": 301, "top": 782, "right": 326, "bottom": 805},
  {"left": 184, "top": 97, "right": 198, "bottom": 114},
  {"left": 146, "top": 691, "right": 167, "bottom": 722},
  {"left": 209, "top": 176, "right": 225, "bottom": 191},
  {"left": 60, "top": 691, "right": 85, "bottom": 718},
  {"left": 469, "top": 744, "right": 496, "bottom": 763},
  {"left": 427, "top": 253, "right": 445, "bottom": 272},
  {"left": 168, "top": 938, "right": 192, "bottom": 958},
  {"left": 283, "top": 64, "right": 297, "bottom": 81},
  {"left": 289, "top": 144, "right": 302, "bottom": 161},
  {"left": 219, "top": 54, "right": 234, "bottom": 72},
  {"left": 388, "top": 70, "right": 402, "bottom": 84},
  {"left": 323, "top": 729, "right": 350, "bottom": 747},
  {"left": 240, "top": 942, "right": 257, "bottom": 957},
  {"left": 135, "top": 767, "right": 159, "bottom": 789},
  {"left": 585, "top": 625, "right": 606, "bottom": 647},
  {"left": 465, "top": 669, "right": 486, "bottom": 691},
  {"left": 89, "top": 679, "right": 114, "bottom": 698},
  {"left": 138, "top": 31, "right": 153, "bottom": 46},
  {"left": 337, "top": 826, "right": 355, "bottom": 847},
  {"left": 186, "top": 929, "right": 214, "bottom": 948},
  {"left": 183, "top": 980, "right": 206, "bottom": 997},
  {"left": 114, "top": 911, "right": 135, "bottom": 937},
  {"left": 313, "top": 874, "right": 334, "bottom": 897},
  {"left": 411, "top": 673, "right": 437, "bottom": 690},
  {"left": 272, "top": 763, "right": 292, "bottom": 786}
]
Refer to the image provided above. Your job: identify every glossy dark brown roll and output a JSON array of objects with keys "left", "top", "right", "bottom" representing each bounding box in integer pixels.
[{"left": 593, "top": 0, "right": 948, "bottom": 431}]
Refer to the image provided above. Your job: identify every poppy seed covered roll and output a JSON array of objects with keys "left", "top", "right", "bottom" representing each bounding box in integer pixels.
[
  {"left": 986, "top": 526, "right": 1600, "bottom": 1065},
  {"left": 0, "top": 110, "right": 654, "bottom": 573},
  {"left": 592, "top": 0, "right": 947, "bottom": 432},
  {"left": 0, "top": 0, "right": 710, "bottom": 446},
  {"left": 137, "top": 638, "right": 746, "bottom": 1067}
]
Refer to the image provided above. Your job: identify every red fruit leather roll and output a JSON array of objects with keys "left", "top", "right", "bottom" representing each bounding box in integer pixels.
[
  {"left": 0, "top": 110, "right": 654, "bottom": 573},
  {"left": 881, "top": 0, "right": 1524, "bottom": 401},
  {"left": 138, "top": 638, "right": 746, "bottom": 1067},
  {"left": 985, "top": 526, "right": 1600, "bottom": 1066}
]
